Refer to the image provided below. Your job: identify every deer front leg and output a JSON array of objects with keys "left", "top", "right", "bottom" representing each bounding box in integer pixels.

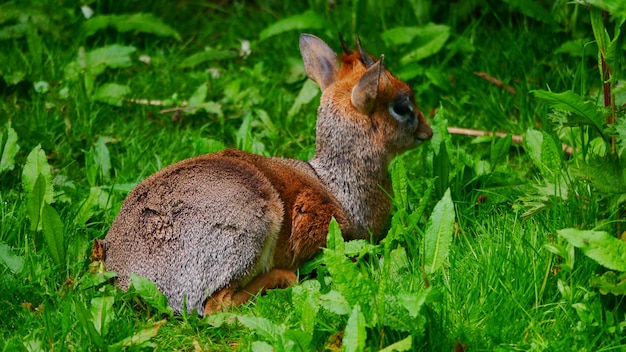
[{"left": 204, "top": 268, "right": 297, "bottom": 315}]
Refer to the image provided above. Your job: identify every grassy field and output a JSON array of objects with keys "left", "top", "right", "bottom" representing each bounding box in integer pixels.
[{"left": 1, "top": 0, "right": 625, "bottom": 351}]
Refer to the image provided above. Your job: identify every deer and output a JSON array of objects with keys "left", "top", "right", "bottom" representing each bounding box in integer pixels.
[{"left": 99, "top": 33, "right": 433, "bottom": 316}]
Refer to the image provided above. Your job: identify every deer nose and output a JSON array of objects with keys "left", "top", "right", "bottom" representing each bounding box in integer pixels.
[{"left": 415, "top": 110, "right": 433, "bottom": 141}]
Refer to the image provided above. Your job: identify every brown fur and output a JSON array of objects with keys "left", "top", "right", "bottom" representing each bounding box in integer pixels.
[{"left": 100, "top": 34, "right": 432, "bottom": 316}]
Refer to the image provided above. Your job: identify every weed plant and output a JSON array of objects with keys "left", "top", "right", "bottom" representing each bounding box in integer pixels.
[{"left": 1, "top": 0, "right": 625, "bottom": 351}]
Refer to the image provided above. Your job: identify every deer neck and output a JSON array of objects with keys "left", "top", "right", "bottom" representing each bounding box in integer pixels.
[{"left": 308, "top": 106, "right": 393, "bottom": 240}]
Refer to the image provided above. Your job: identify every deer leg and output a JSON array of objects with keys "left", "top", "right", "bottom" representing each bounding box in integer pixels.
[{"left": 204, "top": 268, "right": 296, "bottom": 315}]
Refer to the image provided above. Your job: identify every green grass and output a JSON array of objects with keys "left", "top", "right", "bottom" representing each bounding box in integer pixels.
[{"left": 1, "top": 0, "right": 625, "bottom": 350}]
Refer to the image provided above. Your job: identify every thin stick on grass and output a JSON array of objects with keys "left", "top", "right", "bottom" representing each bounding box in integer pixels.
[
  {"left": 473, "top": 71, "right": 517, "bottom": 95},
  {"left": 447, "top": 126, "right": 574, "bottom": 155}
]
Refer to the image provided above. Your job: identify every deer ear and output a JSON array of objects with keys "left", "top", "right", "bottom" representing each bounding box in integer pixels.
[
  {"left": 351, "top": 56, "right": 384, "bottom": 115},
  {"left": 300, "top": 34, "right": 339, "bottom": 91}
]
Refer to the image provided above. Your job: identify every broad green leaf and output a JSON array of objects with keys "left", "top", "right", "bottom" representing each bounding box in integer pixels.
[
  {"left": 197, "top": 101, "right": 223, "bottom": 116},
  {"left": 108, "top": 319, "right": 164, "bottom": 351},
  {"left": 583, "top": 0, "right": 626, "bottom": 20},
  {"left": 86, "top": 137, "right": 113, "bottom": 185},
  {"left": 503, "top": 0, "right": 556, "bottom": 25},
  {"left": 178, "top": 50, "right": 238, "bottom": 69},
  {"left": 85, "top": 45, "right": 137, "bottom": 77},
  {"left": 291, "top": 280, "right": 321, "bottom": 334},
  {"left": 83, "top": 13, "right": 181, "bottom": 41},
  {"left": 490, "top": 134, "right": 512, "bottom": 170},
  {"left": 555, "top": 39, "right": 597, "bottom": 58},
  {"left": 74, "top": 187, "right": 111, "bottom": 226},
  {"left": 0, "top": 242, "right": 24, "bottom": 274},
  {"left": 41, "top": 203, "right": 65, "bottom": 266},
  {"left": 287, "top": 79, "right": 319, "bottom": 120},
  {"left": 558, "top": 229, "right": 626, "bottom": 271},
  {"left": 323, "top": 219, "right": 372, "bottom": 317},
  {"left": 381, "top": 27, "right": 422, "bottom": 46},
  {"left": 284, "top": 328, "right": 313, "bottom": 351},
  {"left": 326, "top": 217, "right": 345, "bottom": 253},
  {"left": 183, "top": 84, "right": 223, "bottom": 116},
  {"left": 90, "top": 296, "right": 114, "bottom": 336},
  {"left": 382, "top": 24, "right": 449, "bottom": 64},
  {"left": 544, "top": 242, "right": 575, "bottom": 273},
  {"left": 77, "top": 271, "right": 117, "bottom": 290},
  {"left": 343, "top": 304, "right": 366, "bottom": 352},
  {"left": 589, "top": 271, "right": 626, "bottom": 295},
  {"left": 433, "top": 141, "right": 450, "bottom": 199},
  {"left": 129, "top": 273, "right": 174, "bottom": 316},
  {"left": 0, "top": 23, "right": 28, "bottom": 40},
  {"left": 524, "top": 129, "right": 561, "bottom": 178},
  {"left": 111, "top": 13, "right": 181, "bottom": 40},
  {"left": 590, "top": 7, "right": 610, "bottom": 58},
  {"left": 25, "top": 21, "right": 42, "bottom": 75},
  {"left": 391, "top": 159, "right": 408, "bottom": 210},
  {"left": 531, "top": 90, "right": 605, "bottom": 134},
  {"left": 322, "top": 218, "right": 373, "bottom": 320},
  {"left": 0, "top": 122, "right": 20, "bottom": 174},
  {"left": 613, "top": 118, "right": 626, "bottom": 156},
  {"left": 524, "top": 129, "right": 544, "bottom": 172},
  {"left": 398, "top": 288, "right": 432, "bottom": 318},
  {"left": 91, "top": 83, "right": 130, "bottom": 107},
  {"left": 424, "top": 188, "right": 455, "bottom": 274},
  {"left": 571, "top": 155, "right": 626, "bottom": 194},
  {"left": 259, "top": 10, "right": 327, "bottom": 41},
  {"left": 94, "top": 137, "right": 111, "bottom": 183},
  {"left": 187, "top": 83, "right": 208, "bottom": 112},
  {"left": 236, "top": 315, "right": 283, "bottom": 342},
  {"left": 26, "top": 174, "right": 46, "bottom": 232},
  {"left": 407, "top": 178, "right": 434, "bottom": 227},
  {"left": 320, "top": 290, "right": 351, "bottom": 315},
  {"left": 387, "top": 247, "right": 410, "bottom": 280},
  {"left": 80, "top": 15, "right": 111, "bottom": 37},
  {"left": 22, "top": 145, "right": 54, "bottom": 204},
  {"left": 250, "top": 341, "right": 274, "bottom": 352},
  {"left": 379, "top": 336, "right": 413, "bottom": 352},
  {"left": 2, "top": 71, "right": 26, "bottom": 85},
  {"left": 540, "top": 133, "right": 562, "bottom": 175},
  {"left": 74, "top": 298, "right": 105, "bottom": 348}
]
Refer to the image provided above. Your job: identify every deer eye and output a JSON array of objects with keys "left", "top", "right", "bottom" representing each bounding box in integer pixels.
[{"left": 389, "top": 96, "right": 415, "bottom": 122}]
